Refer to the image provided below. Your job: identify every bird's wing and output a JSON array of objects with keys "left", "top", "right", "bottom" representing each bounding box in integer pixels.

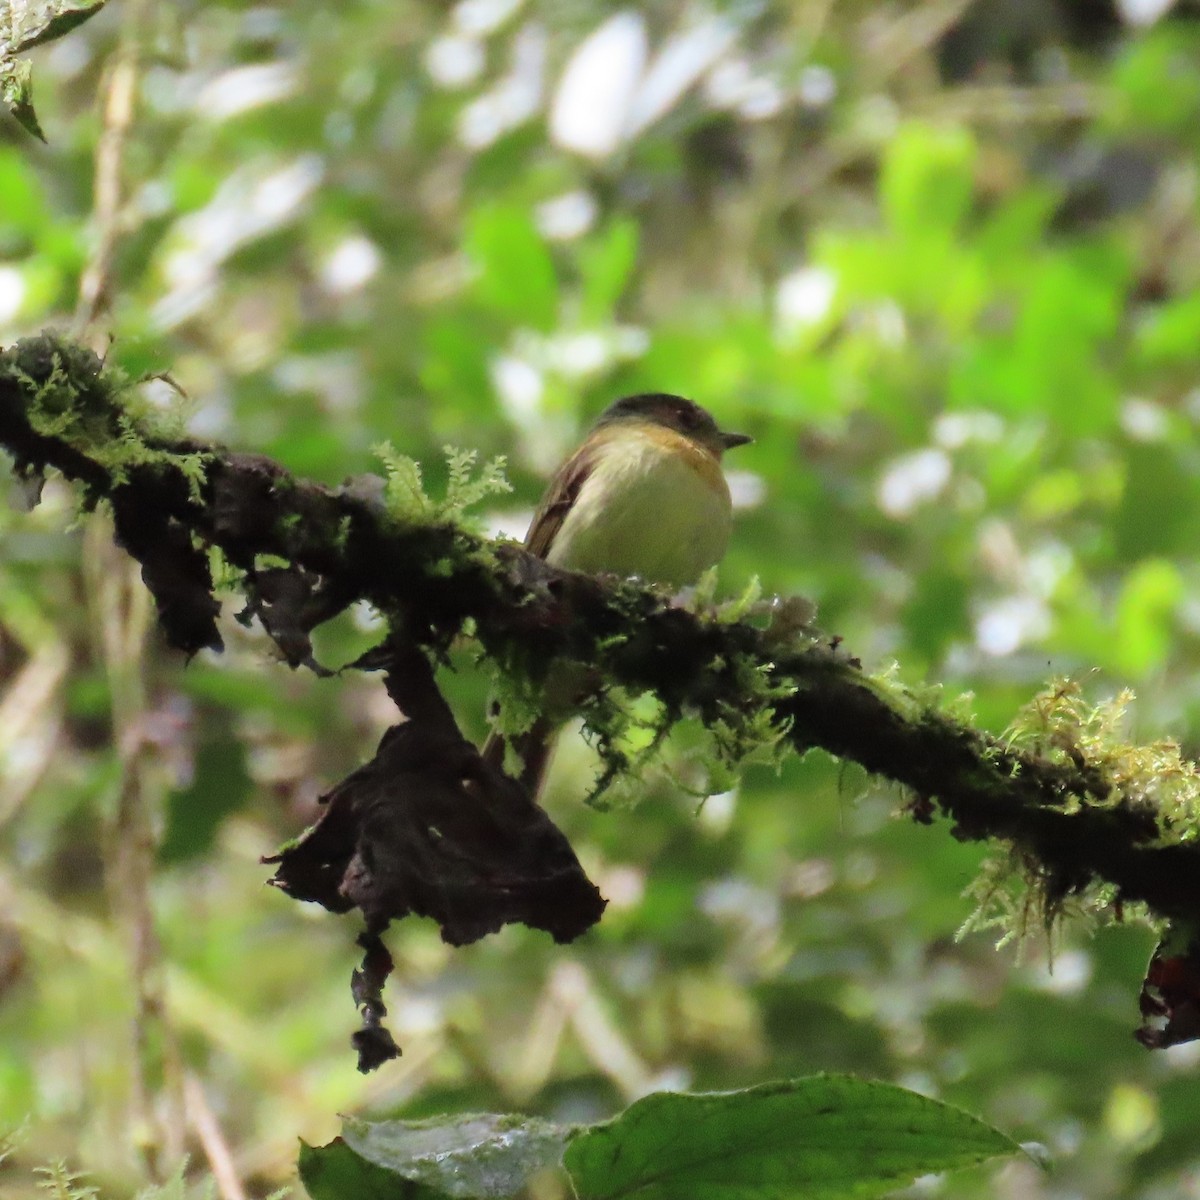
[{"left": 524, "top": 443, "right": 595, "bottom": 559}]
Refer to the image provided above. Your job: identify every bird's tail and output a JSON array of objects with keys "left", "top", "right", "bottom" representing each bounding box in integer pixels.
[{"left": 481, "top": 715, "right": 557, "bottom": 801}]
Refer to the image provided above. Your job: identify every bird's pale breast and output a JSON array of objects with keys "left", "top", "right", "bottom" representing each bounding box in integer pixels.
[{"left": 545, "top": 425, "right": 732, "bottom": 587}]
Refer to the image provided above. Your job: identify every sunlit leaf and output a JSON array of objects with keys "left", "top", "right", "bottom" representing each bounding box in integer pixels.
[
  {"left": 578, "top": 218, "right": 639, "bottom": 321},
  {"left": 299, "top": 1138, "right": 452, "bottom": 1200},
  {"left": 564, "top": 1077, "right": 1020, "bottom": 1200},
  {"left": 1115, "top": 443, "right": 1199, "bottom": 560},
  {"left": 465, "top": 204, "right": 559, "bottom": 331},
  {"left": 1114, "top": 558, "right": 1183, "bottom": 677},
  {"left": 337, "top": 1113, "right": 569, "bottom": 1199},
  {"left": 880, "top": 123, "right": 977, "bottom": 239}
]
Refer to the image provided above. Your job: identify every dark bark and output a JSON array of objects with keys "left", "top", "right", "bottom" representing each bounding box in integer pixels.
[{"left": 4, "top": 331, "right": 1198, "bottom": 1058}]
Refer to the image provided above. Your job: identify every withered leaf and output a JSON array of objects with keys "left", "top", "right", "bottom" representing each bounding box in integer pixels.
[{"left": 266, "top": 722, "right": 607, "bottom": 947}]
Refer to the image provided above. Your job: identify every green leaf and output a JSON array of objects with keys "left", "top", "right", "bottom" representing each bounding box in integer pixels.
[
  {"left": 338, "top": 1113, "right": 570, "bottom": 1199},
  {"left": 159, "top": 735, "right": 253, "bottom": 863},
  {"left": 563, "top": 1076, "right": 1020, "bottom": 1200},
  {"left": 421, "top": 315, "right": 493, "bottom": 409},
  {"left": 299, "top": 1138, "right": 453, "bottom": 1200},
  {"left": 1114, "top": 558, "right": 1183, "bottom": 678},
  {"left": 0, "top": 57, "right": 43, "bottom": 141},
  {"left": 0, "top": 0, "right": 107, "bottom": 56},
  {"left": 465, "top": 204, "right": 558, "bottom": 331},
  {"left": 1, "top": 0, "right": 107, "bottom": 140},
  {"left": 1115, "top": 443, "right": 1200, "bottom": 560},
  {"left": 578, "top": 218, "right": 639, "bottom": 321},
  {"left": 880, "top": 124, "right": 976, "bottom": 240},
  {"left": 0, "top": 144, "right": 46, "bottom": 241},
  {"left": 1109, "top": 27, "right": 1200, "bottom": 138},
  {"left": 902, "top": 569, "right": 969, "bottom": 663},
  {"left": 1135, "top": 292, "right": 1200, "bottom": 368}
]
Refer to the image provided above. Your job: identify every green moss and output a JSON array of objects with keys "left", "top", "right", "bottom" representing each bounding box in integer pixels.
[
  {"left": 958, "top": 679, "right": 1200, "bottom": 947},
  {"left": 208, "top": 546, "right": 244, "bottom": 593},
  {"left": 10, "top": 338, "right": 210, "bottom": 501}
]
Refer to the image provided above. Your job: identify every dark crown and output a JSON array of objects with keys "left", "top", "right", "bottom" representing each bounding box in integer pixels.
[{"left": 596, "top": 393, "right": 719, "bottom": 438}]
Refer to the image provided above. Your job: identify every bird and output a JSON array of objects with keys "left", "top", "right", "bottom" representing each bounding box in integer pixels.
[{"left": 483, "top": 392, "right": 752, "bottom": 798}]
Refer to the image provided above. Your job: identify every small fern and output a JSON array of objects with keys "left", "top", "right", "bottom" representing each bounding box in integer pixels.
[
  {"left": 443, "top": 446, "right": 512, "bottom": 518},
  {"left": 372, "top": 442, "right": 511, "bottom": 527},
  {"left": 373, "top": 441, "right": 432, "bottom": 521},
  {"left": 28, "top": 1156, "right": 244, "bottom": 1200},
  {"left": 715, "top": 574, "right": 763, "bottom": 624},
  {"left": 1, "top": 1121, "right": 27, "bottom": 1165},
  {"left": 34, "top": 1162, "right": 98, "bottom": 1200},
  {"left": 132, "top": 1159, "right": 204, "bottom": 1200}
]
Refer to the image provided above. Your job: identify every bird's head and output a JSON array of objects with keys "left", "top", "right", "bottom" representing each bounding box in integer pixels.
[{"left": 596, "top": 393, "right": 752, "bottom": 458}]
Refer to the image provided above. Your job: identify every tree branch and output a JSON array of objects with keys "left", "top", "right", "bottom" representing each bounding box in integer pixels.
[{"left": 3, "top": 332, "right": 1199, "bottom": 1046}]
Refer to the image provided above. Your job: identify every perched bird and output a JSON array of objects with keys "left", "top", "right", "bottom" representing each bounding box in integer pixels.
[{"left": 484, "top": 392, "right": 752, "bottom": 797}]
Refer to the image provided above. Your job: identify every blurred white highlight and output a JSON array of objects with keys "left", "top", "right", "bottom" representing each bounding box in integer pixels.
[
  {"left": 775, "top": 266, "right": 836, "bottom": 336},
  {"left": 934, "top": 410, "right": 1004, "bottom": 449},
  {"left": 485, "top": 509, "right": 534, "bottom": 542},
  {"left": 798, "top": 64, "right": 837, "bottom": 107},
  {"left": 975, "top": 596, "right": 1050, "bottom": 657},
  {"left": 426, "top": 36, "right": 486, "bottom": 88},
  {"left": 550, "top": 332, "right": 608, "bottom": 376},
  {"left": 0, "top": 267, "right": 26, "bottom": 325},
  {"left": 535, "top": 190, "right": 598, "bottom": 241},
  {"left": 625, "top": 16, "right": 737, "bottom": 137},
  {"left": 458, "top": 23, "right": 545, "bottom": 148},
  {"left": 876, "top": 449, "right": 951, "bottom": 518},
  {"left": 195, "top": 63, "right": 298, "bottom": 120},
  {"left": 153, "top": 155, "right": 324, "bottom": 328},
  {"left": 726, "top": 469, "right": 766, "bottom": 511},
  {"left": 320, "top": 236, "right": 381, "bottom": 295},
  {"left": 1121, "top": 397, "right": 1169, "bottom": 442},
  {"left": 705, "top": 57, "right": 750, "bottom": 107},
  {"left": 491, "top": 355, "right": 544, "bottom": 420},
  {"left": 1117, "top": 0, "right": 1177, "bottom": 25},
  {"left": 455, "top": 0, "right": 524, "bottom": 36},
  {"left": 552, "top": 11, "right": 753, "bottom": 157},
  {"left": 705, "top": 57, "right": 786, "bottom": 119},
  {"left": 551, "top": 12, "right": 647, "bottom": 158},
  {"left": 736, "top": 77, "right": 783, "bottom": 120},
  {"left": 698, "top": 789, "right": 737, "bottom": 833}
]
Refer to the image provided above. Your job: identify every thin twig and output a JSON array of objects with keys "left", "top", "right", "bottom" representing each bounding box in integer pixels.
[
  {"left": 552, "top": 961, "right": 654, "bottom": 1100},
  {"left": 73, "top": 0, "right": 151, "bottom": 341},
  {"left": 911, "top": 82, "right": 1102, "bottom": 124},
  {"left": 862, "top": 0, "right": 976, "bottom": 77},
  {"left": 184, "top": 1074, "right": 248, "bottom": 1200},
  {"left": 0, "top": 866, "right": 318, "bottom": 1087},
  {"left": 87, "top": 518, "right": 188, "bottom": 1176},
  {"left": 0, "top": 641, "right": 69, "bottom": 826},
  {"left": 70, "top": 0, "right": 193, "bottom": 1176}
]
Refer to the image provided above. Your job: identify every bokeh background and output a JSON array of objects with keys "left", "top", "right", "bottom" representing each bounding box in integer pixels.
[{"left": 3, "top": 0, "right": 1200, "bottom": 1196}]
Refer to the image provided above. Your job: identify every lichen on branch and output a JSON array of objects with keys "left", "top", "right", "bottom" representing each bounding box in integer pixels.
[{"left": 5, "top": 331, "right": 1200, "bottom": 1022}]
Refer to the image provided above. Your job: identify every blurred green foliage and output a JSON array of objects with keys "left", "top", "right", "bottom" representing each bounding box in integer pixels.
[{"left": 2, "top": 1, "right": 1200, "bottom": 1198}]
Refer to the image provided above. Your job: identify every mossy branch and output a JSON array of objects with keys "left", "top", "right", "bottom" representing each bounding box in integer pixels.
[{"left": 3, "top": 332, "right": 1200, "bottom": 940}]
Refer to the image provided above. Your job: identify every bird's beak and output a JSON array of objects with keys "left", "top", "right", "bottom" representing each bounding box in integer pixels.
[{"left": 720, "top": 430, "right": 753, "bottom": 450}]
